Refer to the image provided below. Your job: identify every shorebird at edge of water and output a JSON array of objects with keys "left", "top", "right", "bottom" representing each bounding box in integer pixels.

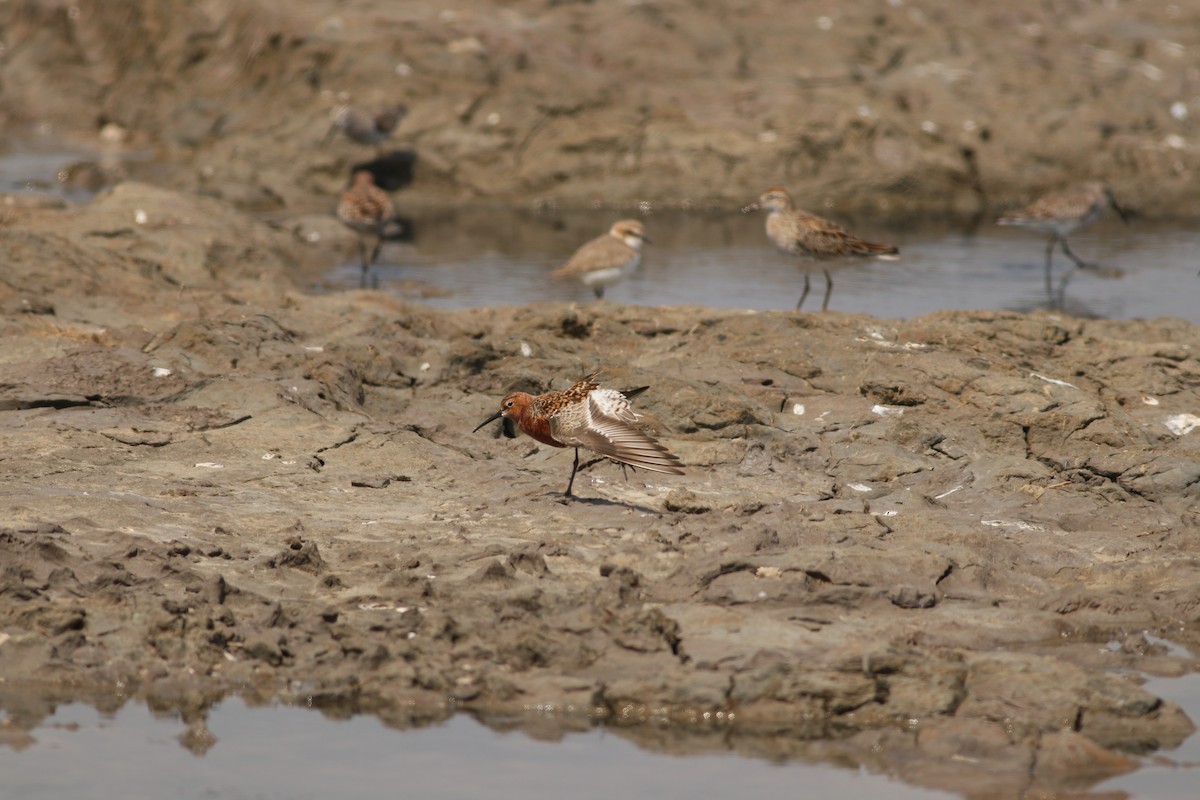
[
  {"left": 472, "top": 372, "right": 684, "bottom": 499},
  {"left": 550, "top": 220, "right": 649, "bottom": 300},
  {"left": 337, "top": 169, "right": 402, "bottom": 288},
  {"left": 742, "top": 187, "right": 899, "bottom": 311},
  {"left": 996, "top": 181, "right": 1130, "bottom": 295}
]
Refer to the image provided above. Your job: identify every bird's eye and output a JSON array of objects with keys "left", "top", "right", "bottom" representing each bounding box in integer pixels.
[{"left": 504, "top": 399, "right": 514, "bottom": 408}]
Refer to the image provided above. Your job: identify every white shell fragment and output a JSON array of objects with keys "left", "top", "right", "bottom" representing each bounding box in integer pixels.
[
  {"left": 1030, "top": 372, "right": 1076, "bottom": 388},
  {"left": 1164, "top": 414, "right": 1200, "bottom": 436}
]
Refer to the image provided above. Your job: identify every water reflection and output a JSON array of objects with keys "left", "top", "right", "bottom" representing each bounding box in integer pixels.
[
  {"left": 0, "top": 698, "right": 956, "bottom": 800},
  {"left": 323, "top": 209, "right": 1199, "bottom": 323},
  {"left": 1100, "top": 673, "right": 1200, "bottom": 800},
  {"left": 0, "top": 131, "right": 141, "bottom": 201}
]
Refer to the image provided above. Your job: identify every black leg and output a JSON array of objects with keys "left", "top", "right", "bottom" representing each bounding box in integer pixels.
[
  {"left": 358, "top": 237, "right": 370, "bottom": 270},
  {"left": 368, "top": 237, "right": 383, "bottom": 267},
  {"left": 579, "top": 455, "right": 605, "bottom": 472},
  {"left": 578, "top": 456, "right": 636, "bottom": 481},
  {"left": 1044, "top": 236, "right": 1057, "bottom": 297},
  {"left": 795, "top": 271, "right": 811, "bottom": 311},
  {"left": 819, "top": 268, "right": 833, "bottom": 312},
  {"left": 564, "top": 447, "right": 581, "bottom": 498},
  {"left": 1059, "top": 237, "right": 1094, "bottom": 270},
  {"left": 593, "top": 285, "right": 604, "bottom": 300}
]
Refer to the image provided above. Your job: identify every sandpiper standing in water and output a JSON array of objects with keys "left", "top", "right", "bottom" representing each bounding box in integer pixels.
[
  {"left": 337, "top": 170, "right": 402, "bottom": 288},
  {"left": 550, "top": 220, "right": 649, "bottom": 300},
  {"left": 743, "top": 187, "right": 899, "bottom": 311},
  {"left": 325, "top": 103, "right": 408, "bottom": 151},
  {"left": 473, "top": 372, "right": 684, "bottom": 499},
  {"left": 997, "top": 181, "right": 1130, "bottom": 294}
]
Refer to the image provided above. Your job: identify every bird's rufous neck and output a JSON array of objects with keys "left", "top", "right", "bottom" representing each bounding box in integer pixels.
[
  {"left": 503, "top": 393, "right": 565, "bottom": 448},
  {"left": 519, "top": 413, "right": 563, "bottom": 448}
]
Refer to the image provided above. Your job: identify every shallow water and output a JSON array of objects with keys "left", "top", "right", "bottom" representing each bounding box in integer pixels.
[
  {"left": 1098, "top": 673, "right": 1200, "bottom": 799},
  {"left": 330, "top": 210, "right": 1199, "bottom": 322},
  {"left": 2, "top": 670, "right": 1198, "bottom": 800},
  {"left": 0, "top": 698, "right": 955, "bottom": 800},
  {"left": 2, "top": 141, "right": 1194, "bottom": 323},
  {"left": 0, "top": 134, "right": 107, "bottom": 202}
]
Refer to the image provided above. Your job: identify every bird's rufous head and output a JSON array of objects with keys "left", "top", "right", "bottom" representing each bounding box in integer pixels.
[{"left": 473, "top": 392, "right": 534, "bottom": 433}]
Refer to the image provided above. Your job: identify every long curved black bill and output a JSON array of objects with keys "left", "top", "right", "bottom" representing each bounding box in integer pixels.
[{"left": 473, "top": 409, "right": 503, "bottom": 433}]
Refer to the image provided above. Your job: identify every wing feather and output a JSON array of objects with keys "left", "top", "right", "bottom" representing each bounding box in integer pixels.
[{"left": 549, "top": 389, "right": 684, "bottom": 475}]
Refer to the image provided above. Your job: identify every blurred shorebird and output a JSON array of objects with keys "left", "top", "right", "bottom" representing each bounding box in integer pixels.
[
  {"left": 997, "top": 181, "right": 1130, "bottom": 294},
  {"left": 743, "top": 187, "right": 899, "bottom": 311},
  {"left": 324, "top": 103, "right": 408, "bottom": 151},
  {"left": 550, "top": 220, "right": 649, "bottom": 300},
  {"left": 473, "top": 372, "right": 684, "bottom": 499},
  {"left": 337, "top": 170, "right": 402, "bottom": 287}
]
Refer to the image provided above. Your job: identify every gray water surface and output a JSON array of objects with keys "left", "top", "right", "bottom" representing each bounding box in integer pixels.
[
  {"left": 2, "top": 140, "right": 1193, "bottom": 322},
  {"left": 1, "top": 698, "right": 956, "bottom": 800},
  {"left": 332, "top": 211, "right": 1199, "bottom": 322},
  {"left": 3, "top": 673, "right": 1199, "bottom": 800},
  {"left": 1099, "top": 673, "right": 1200, "bottom": 800}
]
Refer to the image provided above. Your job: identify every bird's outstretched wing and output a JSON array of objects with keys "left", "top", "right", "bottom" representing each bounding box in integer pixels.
[{"left": 553, "top": 388, "right": 684, "bottom": 475}]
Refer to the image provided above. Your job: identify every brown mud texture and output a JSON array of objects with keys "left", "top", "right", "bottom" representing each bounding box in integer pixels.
[
  {"left": 2, "top": 2, "right": 1200, "bottom": 799},
  {"left": 2, "top": 0, "right": 1197, "bottom": 216}
]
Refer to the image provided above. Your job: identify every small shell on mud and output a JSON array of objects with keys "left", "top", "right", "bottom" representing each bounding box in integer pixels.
[{"left": 1164, "top": 413, "right": 1200, "bottom": 436}]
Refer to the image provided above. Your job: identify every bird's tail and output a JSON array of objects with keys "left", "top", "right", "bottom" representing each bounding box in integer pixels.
[{"left": 856, "top": 241, "right": 900, "bottom": 259}]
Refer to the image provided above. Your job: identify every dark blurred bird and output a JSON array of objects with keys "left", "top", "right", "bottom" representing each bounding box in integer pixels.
[
  {"left": 337, "top": 170, "right": 402, "bottom": 287},
  {"left": 743, "top": 187, "right": 899, "bottom": 311},
  {"left": 997, "top": 181, "right": 1130, "bottom": 293},
  {"left": 324, "top": 103, "right": 408, "bottom": 150}
]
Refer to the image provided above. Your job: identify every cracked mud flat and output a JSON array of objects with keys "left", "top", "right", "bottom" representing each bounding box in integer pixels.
[{"left": 1, "top": 183, "right": 1198, "bottom": 797}]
